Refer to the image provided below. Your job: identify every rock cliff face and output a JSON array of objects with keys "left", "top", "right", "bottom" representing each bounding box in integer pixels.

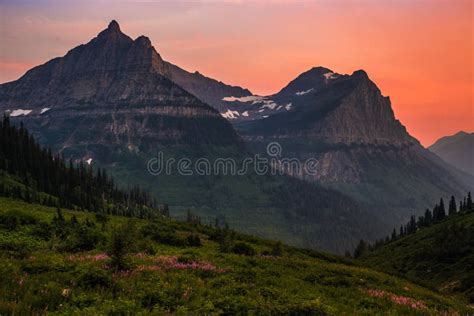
[
  {"left": 301, "top": 71, "right": 412, "bottom": 144},
  {"left": 238, "top": 69, "right": 415, "bottom": 145}
]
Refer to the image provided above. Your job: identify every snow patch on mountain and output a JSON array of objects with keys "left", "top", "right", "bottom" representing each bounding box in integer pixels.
[
  {"left": 10, "top": 109, "right": 32, "bottom": 117},
  {"left": 296, "top": 88, "right": 314, "bottom": 96},
  {"left": 285, "top": 103, "right": 293, "bottom": 111},
  {"left": 221, "top": 109, "right": 240, "bottom": 119},
  {"left": 323, "top": 72, "right": 338, "bottom": 81},
  {"left": 222, "top": 95, "right": 265, "bottom": 103},
  {"left": 40, "top": 108, "right": 51, "bottom": 114},
  {"left": 242, "top": 111, "right": 249, "bottom": 117},
  {"left": 260, "top": 100, "right": 278, "bottom": 110}
]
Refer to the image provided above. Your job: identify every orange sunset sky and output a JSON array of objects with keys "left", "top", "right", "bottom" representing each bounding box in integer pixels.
[{"left": 0, "top": 0, "right": 472, "bottom": 146}]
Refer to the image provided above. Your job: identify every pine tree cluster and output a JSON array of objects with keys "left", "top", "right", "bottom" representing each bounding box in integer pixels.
[
  {"left": 353, "top": 192, "right": 473, "bottom": 257},
  {"left": 0, "top": 115, "right": 167, "bottom": 218}
]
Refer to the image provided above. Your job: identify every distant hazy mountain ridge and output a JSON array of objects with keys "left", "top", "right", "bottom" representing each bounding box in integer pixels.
[{"left": 429, "top": 131, "right": 474, "bottom": 175}]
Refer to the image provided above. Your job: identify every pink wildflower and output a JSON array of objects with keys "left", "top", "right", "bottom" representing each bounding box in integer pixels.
[
  {"left": 154, "top": 256, "right": 225, "bottom": 273},
  {"left": 364, "top": 289, "right": 427, "bottom": 310},
  {"left": 67, "top": 253, "right": 109, "bottom": 262},
  {"left": 136, "top": 264, "right": 161, "bottom": 272}
]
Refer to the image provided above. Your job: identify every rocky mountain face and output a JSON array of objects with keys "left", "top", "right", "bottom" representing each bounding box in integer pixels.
[
  {"left": 2, "top": 21, "right": 169, "bottom": 107},
  {"left": 232, "top": 68, "right": 474, "bottom": 223},
  {"left": 0, "top": 21, "right": 240, "bottom": 149},
  {"left": 429, "top": 131, "right": 474, "bottom": 175},
  {"left": 237, "top": 68, "right": 416, "bottom": 145},
  {"left": 0, "top": 21, "right": 387, "bottom": 254}
]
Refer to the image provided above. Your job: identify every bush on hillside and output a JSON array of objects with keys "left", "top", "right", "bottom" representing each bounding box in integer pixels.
[{"left": 232, "top": 242, "right": 256, "bottom": 256}]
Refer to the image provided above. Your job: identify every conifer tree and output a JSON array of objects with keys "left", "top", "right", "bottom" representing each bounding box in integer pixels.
[
  {"left": 0, "top": 115, "right": 161, "bottom": 218},
  {"left": 424, "top": 209, "right": 432, "bottom": 226},
  {"left": 448, "top": 196, "right": 457, "bottom": 215},
  {"left": 353, "top": 239, "right": 368, "bottom": 258},
  {"left": 432, "top": 204, "right": 439, "bottom": 221},
  {"left": 370, "top": 192, "right": 473, "bottom": 252},
  {"left": 467, "top": 192, "right": 473, "bottom": 211},
  {"left": 108, "top": 222, "right": 136, "bottom": 271},
  {"left": 391, "top": 229, "right": 397, "bottom": 241},
  {"left": 438, "top": 198, "right": 446, "bottom": 220},
  {"left": 416, "top": 216, "right": 425, "bottom": 228}
]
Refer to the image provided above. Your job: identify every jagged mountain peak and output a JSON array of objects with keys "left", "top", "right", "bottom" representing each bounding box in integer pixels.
[
  {"left": 93, "top": 21, "right": 155, "bottom": 52},
  {"left": 96, "top": 20, "right": 129, "bottom": 41},
  {"left": 0, "top": 20, "right": 179, "bottom": 108},
  {"left": 307, "top": 66, "right": 334, "bottom": 74},
  {"left": 293, "top": 66, "right": 337, "bottom": 82},
  {"left": 108, "top": 20, "right": 121, "bottom": 31},
  {"left": 275, "top": 66, "right": 341, "bottom": 96}
]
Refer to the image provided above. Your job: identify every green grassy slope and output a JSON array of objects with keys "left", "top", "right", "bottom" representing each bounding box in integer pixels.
[
  {"left": 360, "top": 211, "right": 474, "bottom": 303},
  {"left": 0, "top": 197, "right": 471, "bottom": 314}
]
